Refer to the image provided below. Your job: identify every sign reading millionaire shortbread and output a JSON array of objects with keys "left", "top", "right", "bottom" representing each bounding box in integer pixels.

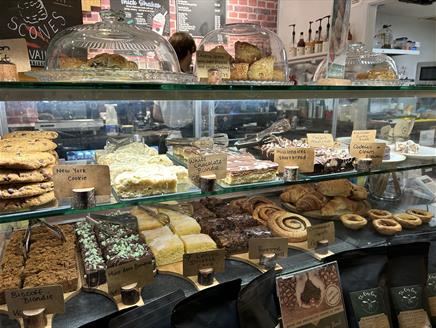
[
  {"left": 248, "top": 237, "right": 288, "bottom": 259},
  {"left": 274, "top": 148, "right": 314, "bottom": 173},
  {"left": 196, "top": 50, "right": 230, "bottom": 81},
  {"left": 183, "top": 249, "right": 225, "bottom": 277},
  {"left": 307, "top": 222, "right": 335, "bottom": 249},
  {"left": 5, "top": 285, "right": 64, "bottom": 318},
  {"left": 52, "top": 164, "right": 111, "bottom": 202},
  {"left": 350, "top": 142, "right": 386, "bottom": 167},
  {"left": 351, "top": 130, "right": 377, "bottom": 143},
  {"left": 307, "top": 133, "right": 335, "bottom": 148},
  {"left": 187, "top": 153, "right": 227, "bottom": 184},
  {"left": 106, "top": 257, "right": 154, "bottom": 295}
]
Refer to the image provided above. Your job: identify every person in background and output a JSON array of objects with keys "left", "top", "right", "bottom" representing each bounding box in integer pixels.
[{"left": 152, "top": 32, "right": 196, "bottom": 136}]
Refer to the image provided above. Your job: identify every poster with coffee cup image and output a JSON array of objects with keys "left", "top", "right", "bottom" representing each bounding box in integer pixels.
[{"left": 0, "top": 0, "right": 83, "bottom": 67}]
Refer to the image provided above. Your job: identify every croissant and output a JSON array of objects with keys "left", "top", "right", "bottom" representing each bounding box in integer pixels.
[
  {"left": 316, "top": 179, "right": 352, "bottom": 197},
  {"left": 350, "top": 184, "right": 368, "bottom": 200},
  {"left": 295, "top": 192, "right": 327, "bottom": 212},
  {"left": 280, "top": 184, "right": 316, "bottom": 204},
  {"left": 321, "top": 196, "right": 358, "bottom": 216}
]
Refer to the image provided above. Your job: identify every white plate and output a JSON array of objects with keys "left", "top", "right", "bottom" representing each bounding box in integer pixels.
[
  {"left": 383, "top": 152, "right": 406, "bottom": 163},
  {"left": 401, "top": 146, "right": 436, "bottom": 160},
  {"left": 336, "top": 137, "right": 389, "bottom": 145}
]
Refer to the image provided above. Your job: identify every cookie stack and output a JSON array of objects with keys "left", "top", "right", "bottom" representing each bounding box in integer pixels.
[{"left": 0, "top": 131, "right": 58, "bottom": 213}]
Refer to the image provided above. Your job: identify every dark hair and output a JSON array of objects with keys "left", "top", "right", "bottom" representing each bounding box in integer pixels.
[{"left": 169, "top": 32, "right": 196, "bottom": 61}]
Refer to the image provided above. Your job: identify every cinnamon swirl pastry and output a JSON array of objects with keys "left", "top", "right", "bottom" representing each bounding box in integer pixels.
[{"left": 267, "top": 212, "right": 311, "bottom": 243}]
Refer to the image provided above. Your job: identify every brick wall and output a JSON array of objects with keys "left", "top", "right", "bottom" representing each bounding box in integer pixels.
[{"left": 82, "top": 0, "right": 278, "bottom": 34}]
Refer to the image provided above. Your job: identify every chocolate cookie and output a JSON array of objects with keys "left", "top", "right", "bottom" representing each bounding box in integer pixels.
[
  {"left": 0, "top": 138, "right": 57, "bottom": 153},
  {"left": 0, "top": 182, "right": 54, "bottom": 199},
  {"left": 0, "top": 191, "right": 56, "bottom": 213},
  {"left": 3, "top": 131, "right": 58, "bottom": 140},
  {"left": 0, "top": 152, "right": 55, "bottom": 170},
  {"left": 0, "top": 166, "right": 54, "bottom": 185}
]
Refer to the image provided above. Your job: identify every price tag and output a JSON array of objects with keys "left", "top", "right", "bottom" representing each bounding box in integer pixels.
[
  {"left": 349, "top": 142, "right": 386, "bottom": 167},
  {"left": 106, "top": 257, "right": 154, "bottom": 295},
  {"left": 307, "top": 133, "right": 335, "bottom": 148},
  {"left": 187, "top": 153, "right": 227, "bottom": 184},
  {"left": 274, "top": 148, "right": 314, "bottom": 173},
  {"left": 5, "top": 285, "right": 64, "bottom": 318},
  {"left": 196, "top": 50, "right": 230, "bottom": 81},
  {"left": 307, "top": 222, "right": 335, "bottom": 249},
  {"left": 351, "top": 130, "right": 376, "bottom": 143},
  {"left": 248, "top": 237, "right": 288, "bottom": 259},
  {"left": 183, "top": 249, "right": 225, "bottom": 277},
  {"left": 52, "top": 165, "right": 111, "bottom": 202}
]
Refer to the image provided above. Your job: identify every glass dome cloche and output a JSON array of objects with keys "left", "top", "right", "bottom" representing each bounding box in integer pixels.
[
  {"left": 313, "top": 43, "right": 399, "bottom": 86},
  {"left": 30, "top": 10, "right": 194, "bottom": 83},
  {"left": 197, "top": 23, "right": 289, "bottom": 83}
]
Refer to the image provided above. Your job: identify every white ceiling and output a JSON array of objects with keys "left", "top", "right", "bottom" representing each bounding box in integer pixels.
[{"left": 377, "top": 0, "right": 436, "bottom": 19}]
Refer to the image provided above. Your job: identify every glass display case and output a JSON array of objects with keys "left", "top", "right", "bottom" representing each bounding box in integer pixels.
[{"left": 0, "top": 82, "right": 435, "bottom": 327}]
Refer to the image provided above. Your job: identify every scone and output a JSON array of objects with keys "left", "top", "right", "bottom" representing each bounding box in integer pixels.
[
  {"left": 248, "top": 56, "right": 275, "bottom": 81},
  {"left": 0, "top": 138, "right": 57, "bottom": 152},
  {"left": 0, "top": 181, "right": 54, "bottom": 199},
  {"left": 0, "top": 152, "right": 56, "bottom": 170},
  {"left": 0, "top": 166, "right": 54, "bottom": 185},
  {"left": 230, "top": 63, "right": 249, "bottom": 80},
  {"left": 86, "top": 53, "right": 138, "bottom": 70},
  {"left": 235, "top": 41, "right": 262, "bottom": 64},
  {"left": 209, "top": 45, "right": 234, "bottom": 62},
  {"left": 3, "top": 131, "right": 58, "bottom": 140}
]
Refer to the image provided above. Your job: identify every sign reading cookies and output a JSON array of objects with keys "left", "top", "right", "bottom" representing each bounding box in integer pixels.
[
  {"left": 187, "top": 153, "right": 227, "bottom": 184},
  {"left": 307, "top": 222, "right": 335, "bottom": 249},
  {"left": 274, "top": 148, "right": 314, "bottom": 173},
  {"left": 106, "top": 257, "right": 154, "bottom": 295},
  {"left": 248, "top": 237, "right": 288, "bottom": 259},
  {"left": 183, "top": 249, "right": 225, "bottom": 276},
  {"left": 349, "top": 142, "right": 386, "bottom": 167},
  {"left": 307, "top": 133, "right": 335, "bottom": 148},
  {"left": 5, "top": 285, "right": 64, "bottom": 318},
  {"left": 351, "top": 130, "right": 377, "bottom": 143},
  {"left": 196, "top": 50, "right": 230, "bottom": 81},
  {"left": 52, "top": 165, "right": 111, "bottom": 202}
]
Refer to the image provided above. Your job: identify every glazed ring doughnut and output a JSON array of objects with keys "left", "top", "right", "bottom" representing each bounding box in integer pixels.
[
  {"left": 393, "top": 213, "right": 422, "bottom": 229},
  {"left": 340, "top": 214, "right": 368, "bottom": 230},
  {"left": 267, "top": 212, "right": 311, "bottom": 243},
  {"left": 252, "top": 204, "right": 283, "bottom": 224},
  {"left": 372, "top": 218, "right": 402, "bottom": 235},
  {"left": 406, "top": 208, "right": 433, "bottom": 224},
  {"left": 367, "top": 209, "right": 392, "bottom": 221}
]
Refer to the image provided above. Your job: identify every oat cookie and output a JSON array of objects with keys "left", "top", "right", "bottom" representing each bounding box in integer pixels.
[
  {"left": 0, "top": 152, "right": 55, "bottom": 170},
  {"left": 0, "top": 191, "right": 56, "bottom": 213},
  {"left": 0, "top": 181, "right": 54, "bottom": 199},
  {"left": 0, "top": 166, "right": 53, "bottom": 185},
  {"left": 0, "top": 138, "right": 57, "bottom": 152},
  {"left": 2, "top": 131, "right": 58, "bottom": 140}
]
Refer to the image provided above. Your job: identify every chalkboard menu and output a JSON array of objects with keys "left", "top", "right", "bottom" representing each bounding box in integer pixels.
[
  {"left": 110, "top": 0, "right": 170, "bottom": 36},
  {"left": 0, "top": 0, "right": 83, "bottom": 67},
  {"left": 176, "top": 0, "right": 226, "bottom": 37}
]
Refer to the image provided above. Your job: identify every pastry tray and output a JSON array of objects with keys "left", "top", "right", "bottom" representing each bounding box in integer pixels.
[{"left": 111, "top": 184, "right": 201, "bottom": 202}]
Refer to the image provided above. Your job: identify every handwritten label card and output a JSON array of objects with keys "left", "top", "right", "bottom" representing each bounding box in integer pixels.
[
  {"left": 248, "top": 237, "right": 288, "bottom": 259},
  {"left": 183, "top": 249, "right": 225, "bottom": 277},
  {"left": 307, "top": 133, "right": 335, "bottom": 148},
  {"left": 5, "top": 285, "right": 64, "bottom": 318},
  {"left": 196, "top": 50, "right": 230, "bottom": 81},
  {"left": 53, "top": 165, "right": 111, "bottom": 201},
  {"left": 274, "top": 148, "right": 314, "bottom": 173},
  {"left": 351, "top": 130, "right": 376, "bottom": 143},
  {"left": 349, "top": 142, "right": 386, "bottom": 167},
  {"left": 106, "top": 257, "right": 154, "bottom": 295},
  {"left": 0, "top": 38, "right": 30, "bottom": 72},
  {"left": 307, "top": 222, "right": 335, "bottom": 249},
  {"left": 187, "top": 153, "right": 227, "bottom": 184}
]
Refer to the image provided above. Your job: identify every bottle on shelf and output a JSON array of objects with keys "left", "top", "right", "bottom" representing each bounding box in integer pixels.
[
  {"left": 297, "top": 32, "right": 305, "bottom": 56},
  {"left": 288, "top": 24, "right": 297, "bottom": 57},
  {"left": 305, "top": 21, "right": 314, "bottom": 55},
  {"left": 314, "top": 31, "right": 322, "bottom": 53},
  {"left": 322, "top": 15, "right": 330, "bottom": 53}
]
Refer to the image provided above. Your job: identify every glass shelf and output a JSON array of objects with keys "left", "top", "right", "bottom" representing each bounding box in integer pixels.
[
  {"left": 1, "top": 82, "right": 436, "bottom": 101},
  {"left": 0, "top": 157, "right": 434, "bottom": 224}
]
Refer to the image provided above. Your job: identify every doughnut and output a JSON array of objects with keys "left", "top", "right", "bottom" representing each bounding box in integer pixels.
[
  {"left": 393, "top": 213, "right": 422, "bottom": 229},
  {"left": 267, "top": 212, "right": 311, "bottom": 243},
  {"left": 372, "top": 218, "right": 402, "bottom": 235},
  {"left": 252, "top": 204, "right": 283, "bottom": 224},
  {"left": 406, "top": 208, "right": 433, "bottom": 224},
  {"left": 340, "top": 214, "right": 368, "bottom": 230},
  {"left": 367, "top": 209, "right": 392, "bottom": 221}
]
